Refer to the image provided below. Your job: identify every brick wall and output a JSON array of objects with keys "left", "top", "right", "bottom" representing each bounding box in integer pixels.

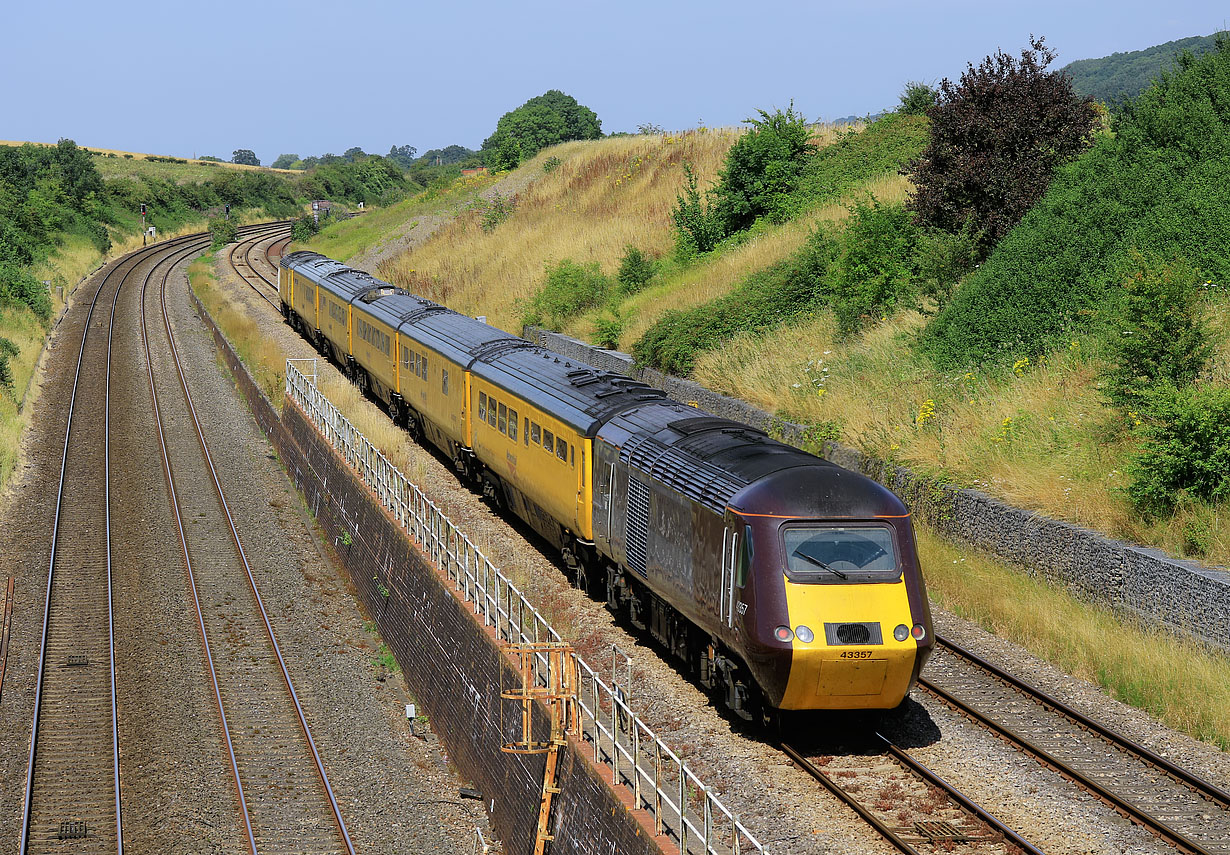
[{"left": 193, "top": 295, "right": 667, "bottom": 855}]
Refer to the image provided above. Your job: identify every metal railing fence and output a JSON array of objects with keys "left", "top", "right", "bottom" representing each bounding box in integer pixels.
[{"left": 286, "top": 362, "right": 766, "bottom": 855}]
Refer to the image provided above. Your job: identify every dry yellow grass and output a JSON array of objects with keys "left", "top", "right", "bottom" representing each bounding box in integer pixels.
[
  {"left": 921, "top": 526, "right": 1230, "bottom": 748},
  {"left": 0, "top": 139, "right": 295, "bottom": 173},
  {"left": 377, "top": 126, "right": 865, "bottom": 335},
  {"left": 378, "top": 131, "right": 743, "bottom": 332}
]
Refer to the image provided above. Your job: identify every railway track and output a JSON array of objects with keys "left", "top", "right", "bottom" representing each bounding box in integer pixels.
[
  {"left": 922, "top": 635, "right": 1230, "bottom": 855},
  {"left": 141, "top": 225, "right": 354, "bottom": 854},
  {"left": 226, "top": 227, "right": 284, "bottom": 309},
  {"left": 19, "top": 232, "right": 214, "bottom": 853},
  {"left": 780, "top": 736, "right": 1044, "bottom": 855}
]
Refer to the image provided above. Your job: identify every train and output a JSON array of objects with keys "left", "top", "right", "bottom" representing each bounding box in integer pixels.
[{"left": 278, "top": 250, "right": 933, "bottom": 719}]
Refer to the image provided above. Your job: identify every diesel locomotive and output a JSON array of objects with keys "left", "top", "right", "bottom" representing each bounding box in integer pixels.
[{"left": 279, "top": 250, "right": 933, "bottom": 718}]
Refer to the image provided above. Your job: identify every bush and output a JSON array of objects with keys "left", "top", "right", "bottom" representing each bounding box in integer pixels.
[
  {"left": 290, "top": 215, "right": 319, "bottom": 243},
  {"left": 481, "top": 90, "right": 601, "bottom": 170},
  {"left": 898, "top": 81, "right": 938, "bottom": 115},
  {"left": 0, "top": 336, "right": 16, "bottom": 389},
  {"left": 593, "top": 312, "right": 623, "bottom": 349},
  {"left": 542, "top": 156, "right": 561, "bottom": 173},
  {"left": 480, "top": 192, "right": 515, "bottom": 232},
  {"left": 914, "top": 221, "right": 980, "bottom": 311},
  {"left": 1101, "top": 252, "right": 1210, "bottom": 411},
  {"left": 523, "top": 259, "right": 613, "bottom": 329},
  {"left": 829, "top": 199, "right": 919, "bottom": 334},
  {"left": 208, "top": 218, "right": 238, "bottom": 249},
  {"left": 1128, "top": 384, "right": 1230, "bottom": 516},
  {"left": 711, "top": 104, "right": 816, "bottom": 231},
  {"left": 906, "top": 36, "right": 1098, "bottom": 251},
  {"left": 616, "top": 246, "right": 656, "bottom": 292},
  {"left": 671, "top": 162, "right": 723, "bottom": 260}
]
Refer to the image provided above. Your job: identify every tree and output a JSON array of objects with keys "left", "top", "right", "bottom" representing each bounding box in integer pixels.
[
  {"left": 711, "top": 103, "right": 816, "bottom": 231},
  {"left": 898, "top": 81, "right": 937, "bottom": 115},
  {"left": 343, "top": 146, "right": 366, "bottom": 161},
  {"left": 905, "top": 36, "right": 1098, "bottom": 251},
  {"left": 231, "top": 149, "right": 260, "bottom": 166},
  {"left": 270, "top": 153, "right": 299, "bottom": 169},
  {"left": 481, "top": 90, "right": 601, "bottom": 170},
  {"left": 387, "top": 144, "right": 418, "bottom": 169}
]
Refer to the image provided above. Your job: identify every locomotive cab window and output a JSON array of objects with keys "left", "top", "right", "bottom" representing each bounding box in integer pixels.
[
  {"left": 782, "top": 525, "right": 900, "bottom": 584},
  {"left": 736, "top": 526, "right": 753, "bottom": 587}
]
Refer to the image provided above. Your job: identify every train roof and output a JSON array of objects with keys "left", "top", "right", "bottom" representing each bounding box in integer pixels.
[
  {"left": 354, "top": 289, "right": 441, "bottom": 328},
  {"left": 473, "top": 350, "right": 667, "bottom": 435},
  {"left": 280, "top": 250, "right": 346, "bottom": 277},
  {"left": 598, "top": 400, "right": 904, "bottom": 517},
  {"left": 399, "top": 309, "right": 530, "bottom": 368}
]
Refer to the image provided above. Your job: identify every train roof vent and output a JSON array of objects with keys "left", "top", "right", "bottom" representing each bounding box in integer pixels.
[
  {"left": 472, "top": 338, "right": 534, "bottom": 360},
  {"left": 620, "top": 435, "right": 745, "bottom": 513},
  {"left": 358, "top": 286, "right": 407, "bottom": 302},
  {"left": 669, "top": 416, "right": 744, "bottom": 436}
]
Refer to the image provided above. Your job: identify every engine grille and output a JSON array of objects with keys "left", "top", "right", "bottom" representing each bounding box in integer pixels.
[
  {"left": 625, "top": 478, "right": 649, "bottom": 578},
  {"left": 824, "top": 622, "right": 883, "bottom": 646}
]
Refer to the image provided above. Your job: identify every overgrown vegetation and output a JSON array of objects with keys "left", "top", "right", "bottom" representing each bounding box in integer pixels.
[
  {"left": 208, "top": 218, "right": 237, "bottom": 249},
  {"left": 1063, "top": 31, "right": 1226, "bottom": 105},
  {"left": 921, "top": 36, "right": 1230, "bottom": 369},
  {"left": 522, "top": 259, "right": 612, "bottom": 329}
]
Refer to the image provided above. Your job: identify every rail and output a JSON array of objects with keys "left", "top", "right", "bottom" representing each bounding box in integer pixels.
[{"left": 286, "top": 360, "right": 767, "bottom": 855}]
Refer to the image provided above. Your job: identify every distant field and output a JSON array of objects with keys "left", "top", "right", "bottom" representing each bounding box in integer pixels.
[{"left": 0, "top": 140, "right": 297, "bottom": 182}]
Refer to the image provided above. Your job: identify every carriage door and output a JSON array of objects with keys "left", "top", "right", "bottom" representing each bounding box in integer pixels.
[{"left": 719, "top": 525, "right": 739, "bottom": 628}]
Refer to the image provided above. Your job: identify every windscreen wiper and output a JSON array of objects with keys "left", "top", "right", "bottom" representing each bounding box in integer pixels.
[{"left": 793, "top": 550, "right": 848, "bottom": 580}]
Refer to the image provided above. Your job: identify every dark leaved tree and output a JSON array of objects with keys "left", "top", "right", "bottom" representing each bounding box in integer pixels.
[
  {"left": 905, "top": 36, "right": 1098, "bottom": 251},
  {"left": 231, "top": 149, "right": 260, "bottom": 166}
]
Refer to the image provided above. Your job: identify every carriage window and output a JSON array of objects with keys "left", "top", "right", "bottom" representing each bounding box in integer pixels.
[
  {"left": 508, "top": 409, "right": 518, "bottom": 441},
  {"left": 497, "top": 403, "right": 507, "bottom": 434},
  {"left": 401, "top": 344, "right": 410, "bottom": 368},
  {"left": 782, "top": 525, "right": 901, "bottom": 584},
  {"left": 478, "top": 392, "right": 487, "bottom": 422},
  {"left": 570, "top": 445, "right": 574, "bottom": 466},
  {"left": 543, "top": 429, "right": 554, "bottom": 453},
  {"left": 524, "top": 417, "right": 530, "bottom": 445},
  {"left": 556, "top": 437, "right": 567, "bottom": 461},
  {"left": 442, "top": 368, "right": 449, "bottom": 395},
  {"left": 530, "top": 422, "right": 540, "bottom": 445},
  {"left": 421, "top": 355, "right": 428, "bottom": 380},
  {"left": 487, "top": 396, "right": 497, "bottom": 427}
]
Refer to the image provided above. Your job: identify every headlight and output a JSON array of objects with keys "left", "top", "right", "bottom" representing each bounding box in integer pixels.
[
  {"left": 774, "top": 625, "right": 794, "bottom": 643},
  {"left": 911, "top": 624, "right": 927, "bottom": 641},
  {"left": 794, "top": 625, "right": 814, "bottom": 643},
  {"left": 893, "top": 624, "right": 910, "bottom": 642}
]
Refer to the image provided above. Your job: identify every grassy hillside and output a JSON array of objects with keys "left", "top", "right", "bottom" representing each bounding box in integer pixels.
[
  {"left": 0, "top": 140, "right": 295, "bottom": 176},
  {"left": 1063, "top": 32, "right": 1225, "bottom": 104}
]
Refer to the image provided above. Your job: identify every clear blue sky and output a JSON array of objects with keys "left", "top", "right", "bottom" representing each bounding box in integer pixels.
[{"left": 4, "top": 0, "right": 1226, "bottom": 164}]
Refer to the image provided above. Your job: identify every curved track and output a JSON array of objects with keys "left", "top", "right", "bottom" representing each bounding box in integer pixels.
[
  {"left": 140, "top": 225, "right": 353, "bottom": 854},
  {"left": 18, "top": 222, "right": 356, "bottom": 855}
]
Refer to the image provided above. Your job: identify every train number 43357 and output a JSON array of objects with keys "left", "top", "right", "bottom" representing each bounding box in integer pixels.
[{"left": 838, "top": 650, "right": 875, "bottom": 659}]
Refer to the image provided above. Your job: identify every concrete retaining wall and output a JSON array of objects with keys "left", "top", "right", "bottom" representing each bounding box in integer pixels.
[
  {"left": 197, "top": 296, "right": 667, "bottom": 855},
  {"left": 529, "top": 328, "right": 1230, "bottom": 653}
]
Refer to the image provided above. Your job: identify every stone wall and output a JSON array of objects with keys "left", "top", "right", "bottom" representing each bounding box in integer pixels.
[{"left": 529, "top": 328, "right": 1230, "bottom": 653}]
